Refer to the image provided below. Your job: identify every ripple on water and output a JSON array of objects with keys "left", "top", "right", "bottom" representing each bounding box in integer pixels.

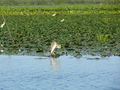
[{"left": 0, "top": 55, "right": 120, "bottom": 90}]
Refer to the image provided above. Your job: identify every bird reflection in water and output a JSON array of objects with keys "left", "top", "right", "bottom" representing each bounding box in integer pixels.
[{"left": 50, "top": 58, "right": 61, "bottom": 71}]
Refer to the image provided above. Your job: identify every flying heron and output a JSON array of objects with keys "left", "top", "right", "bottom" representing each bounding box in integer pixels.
[{"left": 50, "top": 41, "right": 61, "bottom": 54}]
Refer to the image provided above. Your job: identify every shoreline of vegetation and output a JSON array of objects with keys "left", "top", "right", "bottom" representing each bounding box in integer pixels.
[{"left": 0, "top": 5, "right": 120, "bottom": 56}]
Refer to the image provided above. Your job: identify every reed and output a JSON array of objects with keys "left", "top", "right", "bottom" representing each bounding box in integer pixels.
[{"left": 1, "top": 14, "right": 15, "bottom": 44}]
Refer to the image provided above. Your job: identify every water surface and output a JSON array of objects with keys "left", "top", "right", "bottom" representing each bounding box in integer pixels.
[{"left": 0, "top": 55, "right": 120, "bottom": 90}]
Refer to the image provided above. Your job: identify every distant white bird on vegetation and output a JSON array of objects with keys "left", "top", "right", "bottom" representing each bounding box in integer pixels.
[
  {"left": 0, "top": 50, "right": 4, "bottom": 52},
  {"left": 0, "top": 21, "right": 5, "bottom": 28},
  {"left": 18, "top": 49, "right": 21, "bottom": 52},
  {"left": 50, "top": 41, "right": 61, "bottom": 54},
  {"left": 52, "top": 13, "right": 56, "bottom": 16},
  {"left": 61, "top": 19, "right": 64, "bottom": 22}
]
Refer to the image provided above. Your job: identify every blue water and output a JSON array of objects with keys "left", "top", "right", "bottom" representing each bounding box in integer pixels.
[{"left": 0, "top": 55, "right": 120, "bottom": 90}]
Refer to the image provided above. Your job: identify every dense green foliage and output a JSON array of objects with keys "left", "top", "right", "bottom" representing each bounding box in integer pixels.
[
  {"left": 0, "top": 5, "right": 120, "bottom": 56},
  {"left": 0, "top": 0, "right": 120, "bottom": 5},
  {"left": 0, "top": 5, "right": 120, "bottom": 15}
]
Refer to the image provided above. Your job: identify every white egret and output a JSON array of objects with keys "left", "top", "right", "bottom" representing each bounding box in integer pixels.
[
  {"left": 52, "top": 13, "right": 56, "bottom": 16},
  {"left": 0, "top": 50, "right": 4, "bottom": 52},
  {"left": 18, "top": 49, "right": 21, "bottom": 51},
  {"left": 0, "top": 21, "right": 5, "bottom": 28},
  {"left": 61, "top": 19, "right": 64, "bottom": 22}
]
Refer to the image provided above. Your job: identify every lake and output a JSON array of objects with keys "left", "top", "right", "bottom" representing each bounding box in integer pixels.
[
  {"left": 0, "top": 5, "right": 120, "bottom": 90},
  {"left": 0, "top": 55, "right": 120, "bottom": 90}
]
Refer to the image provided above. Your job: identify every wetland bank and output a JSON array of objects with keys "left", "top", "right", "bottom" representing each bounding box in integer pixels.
[{"left": 0, "top": 4, "right": 120, "bottom": 56}]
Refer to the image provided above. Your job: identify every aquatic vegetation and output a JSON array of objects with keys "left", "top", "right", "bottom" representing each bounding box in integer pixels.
[
  {"left": 97, "top": 34, "right": 109, "bottom": 43},
  {"left": 0, "top": 5, "right": 120, "bottom": 56},
  {"left": 0, "top": 4, "right": 120, "bottom": 15}
]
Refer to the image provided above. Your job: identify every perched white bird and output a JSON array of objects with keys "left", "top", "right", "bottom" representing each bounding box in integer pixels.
[
  {"left": 18, "top": 49, "right": 21, "bottom": 51},
  {"left": 0, "top": 21, "right": 5, "bottom": 28},
  {"left": 52, "top": 13, "right": 56, "bottom": 16},
  {"left": 61, "top": 19, "right": 64, "bottom": 22},
  {"left": 0, "top": 50, "right": 4, "bottom": 52},
  {"left": 50, "top": 41, "right": 61, "bottom": 54}
]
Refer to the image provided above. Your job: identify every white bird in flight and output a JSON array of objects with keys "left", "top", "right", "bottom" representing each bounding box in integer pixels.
[
  {"left": 52, "top": 13, "right": 56, "bottom": 16},
  {"left": 50, "top": 41, "right": 61, "bottom": 54},
  {"left": 0, "top": 21, "right": 5, "bottom": 28},
  {"left": 61, "top": 19, "right": 64, "bottom": 22}
]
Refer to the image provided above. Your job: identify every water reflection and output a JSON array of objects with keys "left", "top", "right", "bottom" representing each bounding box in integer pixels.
[{"left": 50, "top": 57, "right": 61, "bottom": 72}]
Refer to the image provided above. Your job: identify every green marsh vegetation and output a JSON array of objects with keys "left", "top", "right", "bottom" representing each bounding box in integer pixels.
[{"left": 0, "top": 4, "right": 120, "bottom": 57}]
